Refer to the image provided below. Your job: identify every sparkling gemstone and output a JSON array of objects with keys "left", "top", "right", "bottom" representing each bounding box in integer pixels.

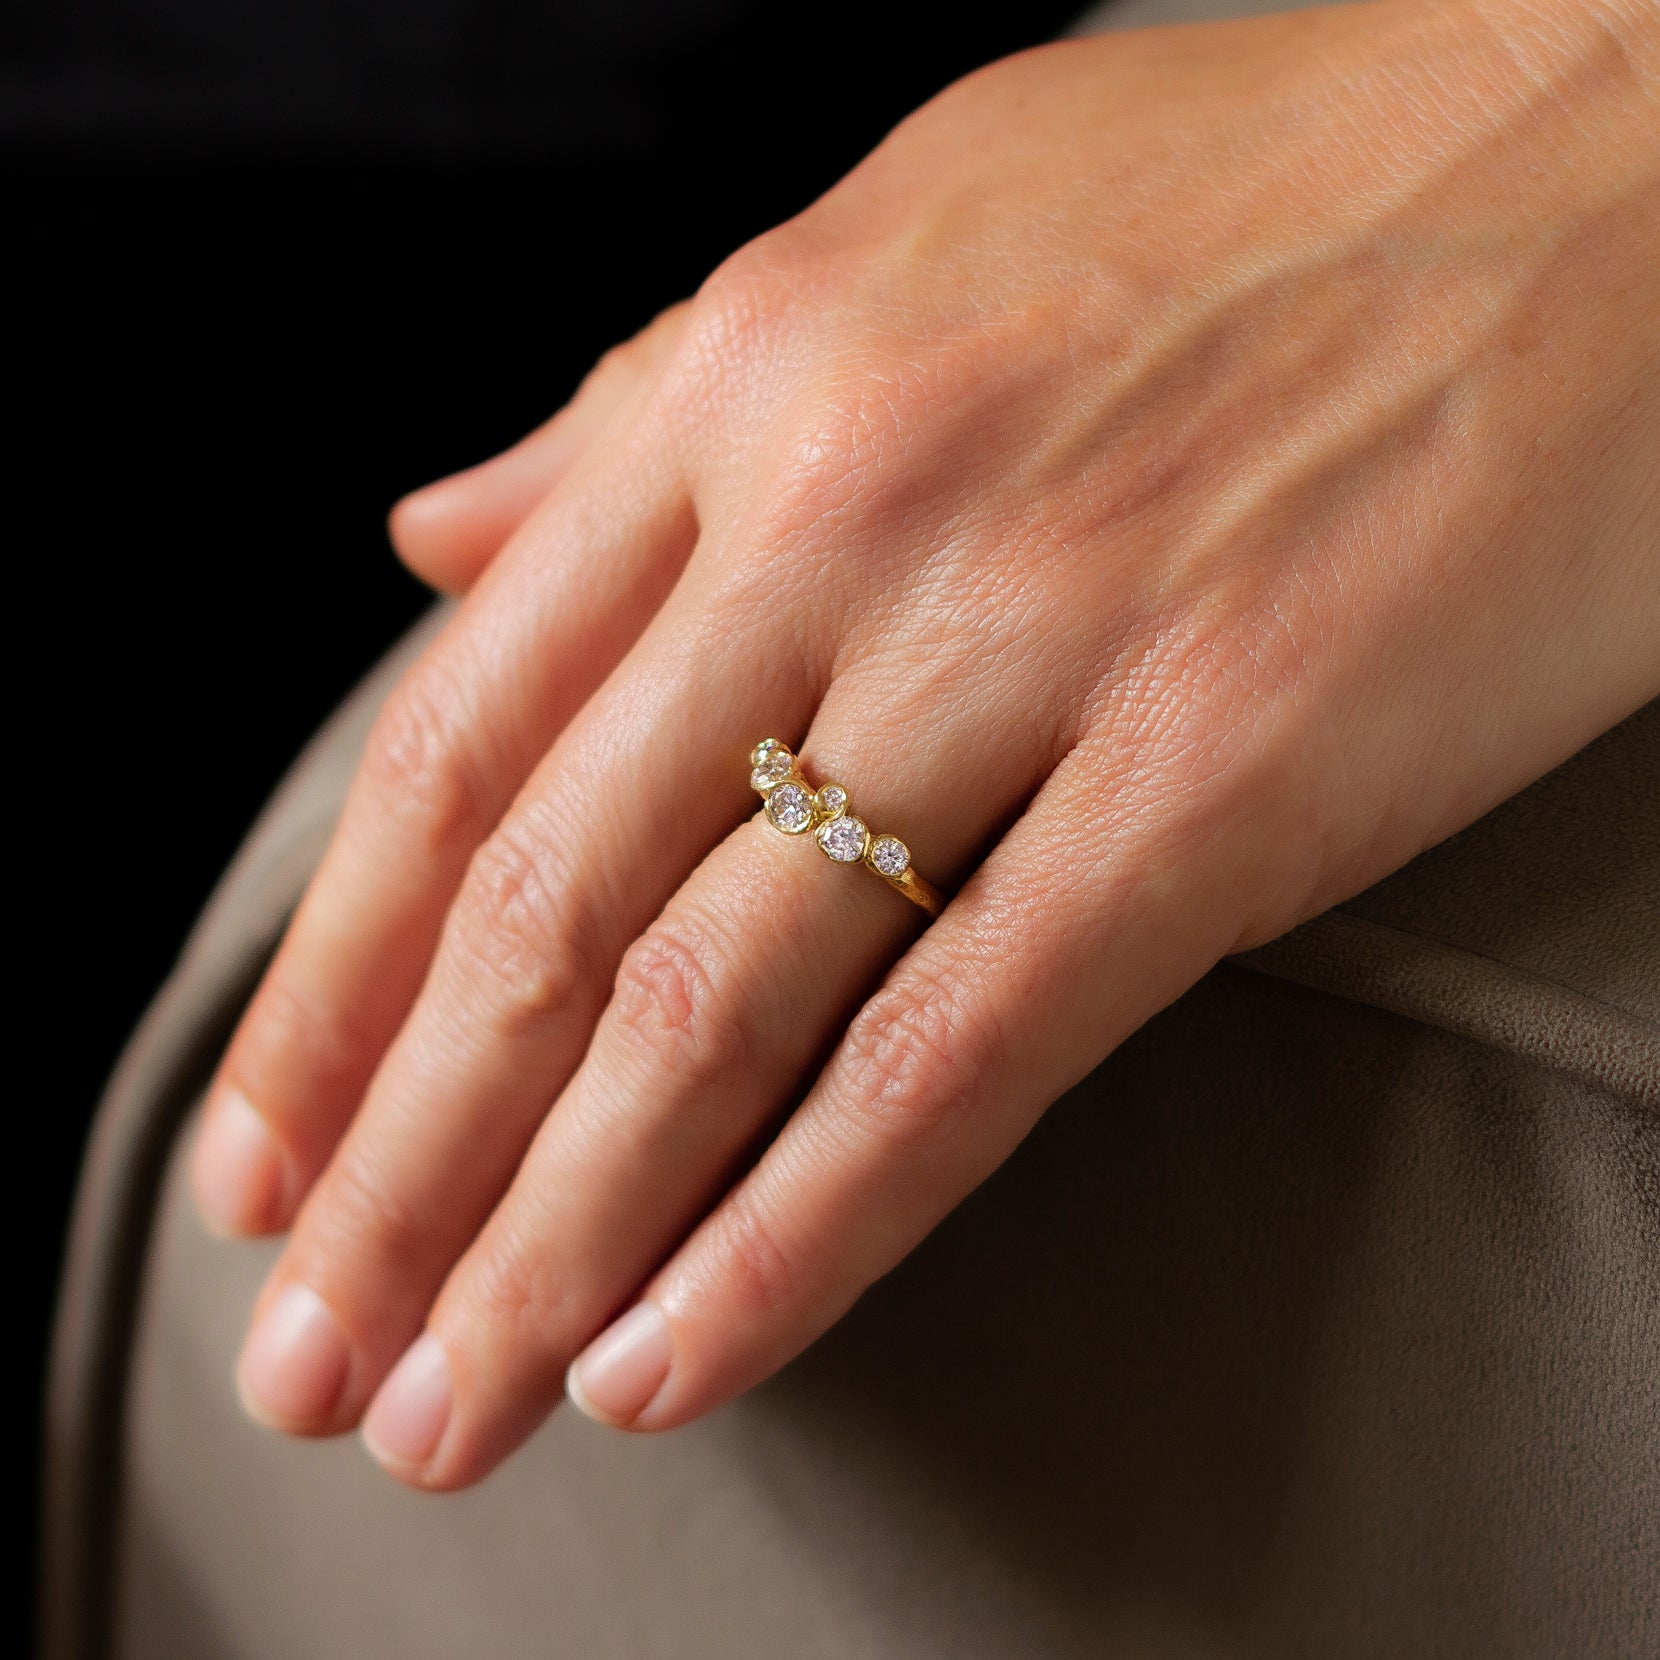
[
  {"left": 751, "top": 747, "right": 794, "bottom": 791},
  {"left": 869, "top": 835, "right": 910, "bottom": 878},
  {"left": 766, "top": 782, "right": 814, "bottom": 833},
  {"left": 817, "top": 815, "right": 868, "bottom": 863},
  {"left": 750, "top": 738, "right": 785, "bottom": 767},
  {"left": 816, "top": 784, "right": 848, "bottom": 818}
]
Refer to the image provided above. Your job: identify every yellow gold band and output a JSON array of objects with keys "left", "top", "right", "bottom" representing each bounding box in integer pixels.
[{"left": 749, "top": 739, "right": 943, "bottom": 919}]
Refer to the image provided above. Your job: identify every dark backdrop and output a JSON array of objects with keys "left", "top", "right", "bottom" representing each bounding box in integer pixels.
[{"left": 8, "top": 0, "right": 1080, "bottom": 1624}]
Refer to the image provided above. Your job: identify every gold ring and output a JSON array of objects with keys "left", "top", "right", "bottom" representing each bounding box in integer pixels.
[{"left": 749, "top": 739, "right": 943, "bottom": 918}]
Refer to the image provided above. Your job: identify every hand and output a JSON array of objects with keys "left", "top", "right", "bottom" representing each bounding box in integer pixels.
[{"left": 192, "top": 0, "right": 1660, "bottom": 1490}]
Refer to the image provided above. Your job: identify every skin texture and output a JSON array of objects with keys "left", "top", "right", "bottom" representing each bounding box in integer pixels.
[{"left": 192, "top": 0, "right": 1660, "bottom": 1490}]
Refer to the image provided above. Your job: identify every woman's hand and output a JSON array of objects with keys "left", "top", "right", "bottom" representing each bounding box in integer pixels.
[{"left": 192, "top": 0, "right": 1660, "bottom": 1490}]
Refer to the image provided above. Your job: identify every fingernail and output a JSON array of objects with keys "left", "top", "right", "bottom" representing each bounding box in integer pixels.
[
  {"left": 566, "top": 1302, "right": 672, "bottom": 1428},
  {"left": 237, "top": 1285, "right": 350, "bottom": 1430},
  {"left": 191, "top": 1088, "right": 285, "bottom": 1236},
  {"left": 363, "top": 1334, "right": 453, "bottom": 1471}
]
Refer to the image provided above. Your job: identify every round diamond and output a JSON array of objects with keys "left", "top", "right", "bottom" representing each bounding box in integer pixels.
[
  {"left": 766, "top": 782, "right": 813, "bottom": 833},
  {"left": 750, "top": 747, "right": 794, "bottom": 791},
  {"left": 750, "top": 738, "right": 785, "bottom": 767},
  {"left": 869, "top": 835, "right": 910, "bottom": 878},
  {"left": 817, "top": 815, "right": 868, "bottom": 863},
  {"left": 816, "top": 784, "right": 848, "bottom": 818}
]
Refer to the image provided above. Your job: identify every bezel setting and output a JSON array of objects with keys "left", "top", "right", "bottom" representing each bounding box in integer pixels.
[
  {"left": 750, "top": 744, "right": 795, "bottom": 792},
  {"left": 765, "top": 780, "right": 815, "bottom": 834},
  {"left": 816, "top": 815, "right": 869, "bottom": 863},
  {"left": 868, "top": 835, "right": 911, "bottom": 879}
]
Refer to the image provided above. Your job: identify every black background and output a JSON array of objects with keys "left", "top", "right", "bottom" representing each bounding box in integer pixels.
[{"left": 8, "top": 0, "right": 1079, "bottom": 1624}]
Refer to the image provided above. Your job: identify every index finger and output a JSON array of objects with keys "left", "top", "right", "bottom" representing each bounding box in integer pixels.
[{"left": 191, "top": 421, "right": 694, "bottom": 1237}]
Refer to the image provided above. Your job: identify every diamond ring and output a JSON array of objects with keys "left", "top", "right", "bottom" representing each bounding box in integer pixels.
[{"left": 749, "top": 739, "right": 943, "bottom": 918}]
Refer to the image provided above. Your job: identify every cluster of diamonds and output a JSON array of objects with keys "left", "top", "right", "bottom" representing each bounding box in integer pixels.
[{"left": 750, "top": 739, "right": 912, "bottom": 882}]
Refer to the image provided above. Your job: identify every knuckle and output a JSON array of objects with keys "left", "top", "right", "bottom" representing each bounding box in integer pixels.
[
  {"left": 356, "top": 664, "right": 489, "bottom": 857},
  {"left": 596, "top": 299, "right": 692, "bottom": 382},
  {"left": 1178, "top": 601, "right": 1308, "bottom": 728},
  {"left": 303, "top": 1141, "right": 428, "bottom": 1285},
  {"left": 236, "top": 963, "right": 373, "bottom": 1119},
  {"left": 1117, "top": 591, "right": 1320, "bottom": 796},
  {"left": 767, "top": 376, "right": 894, "bottom": 535},
  {"left": 639, "top": 296, "right": 692, "bottom": 348},
  {"left": 581, "top": 334, "right": 649, "bottom": 398},
  {"left": 448, "top": 826, "right": 594, "bottom": 1039},
  {"left": 608, "top": 915, "right": 751, "bottom": 1087},
  {"left": 703, "top": 1194, "right": 801, "bottom": 1320},
  {"left": 834, "top": 970, "right": 1002, "bottom": 1152},
  {"left": 577, "top": 302, "right": 691, "bottom": 404},
  {"left": 699, "top": 226, "right": 803, "bottom": 327},
  {"left": 454, "top": 1206, "right": 576, "bottom": 1355},
  {"left": 735, "top": 342, "right": 956, "bottom": 575},
  {"left": 680, "top": 226, "right": 819, "bottom": 396}
]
